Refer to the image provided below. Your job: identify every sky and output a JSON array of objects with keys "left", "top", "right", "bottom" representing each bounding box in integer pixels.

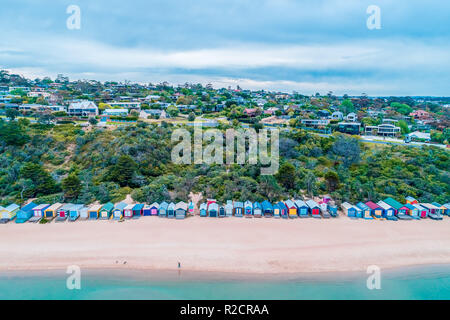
[{"left": 0, "top": 0, "right": 449, "bottom": 96}]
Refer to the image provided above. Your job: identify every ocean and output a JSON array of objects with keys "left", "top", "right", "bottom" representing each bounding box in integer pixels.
[{"left": 1, "top": 265, "right": 449, "bottom": 300}]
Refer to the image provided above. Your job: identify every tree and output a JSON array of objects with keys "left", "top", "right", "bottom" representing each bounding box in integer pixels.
[
  {"left": 20, "top": 162, "right": 58, "bottom": 197},
  {"left": 188, "top": 112, "right": 196, "bottom": 121},
  {"left": 340, "top": 99, "right": 355, "bottom": 114},
  {"left": 0, "top": 121, "right": 29, "bottom": 146},
  {"left": 89, "top": 117, "right": 98, "bottom": 125},
  {"left": 167, "top": 105, "right": 179, "bottom": 117},
  {"left": 305, "top": 171, "right": 317, "bottom": 196},
  {"left": 276, "top": 162, "right": 296, "bottom": 190},
  {"left": 324, "top": 170, "right": 340, "bottom": 192},
  {"left": 331, "top": 135, "right": 361, "bottom": 167},
  {"left": 108, "top": 155, "right": 137, "bottom": 187},
  {"left": 62, "top": 174, "right": 82, "bottom": 200},
  {"left": 5, "top": 108, "right": 19, "bottom": 121},
  {"left": 37, "top": 113, "right": 55, "bottom": 125},
  {"left": 397, "top": 120, "right": 410, "bottom": 134}
]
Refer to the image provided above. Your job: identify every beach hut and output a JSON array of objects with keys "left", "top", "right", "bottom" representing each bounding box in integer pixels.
[
  {"left": 219, "top": 205, "right": 226, "bottom": 218},
  {"left": 15, "top": 202, "right": 37, "bottom": 223},
  {"left": 306, "top": 200, "right": 320, "bottom": 218},
  {"left": 30, "top": 204, "right": 50, "bottom": 222},
  {"left": 79, "top": 206, "right": 89, "bottom": 220},
  {"left": 199, "top": 203, "right": 208, "bottom": 217},
  {"left": 421, "top": 203, "right": 442, "bottom": 220},
  {"left": 175, "top": 202, "right": 187, "bottom": 219},
  {"left": 272, "top": 203, "right": 281, "bottom": 218},
  {"left": 277, "top": 201, "right": 288, "bottom": 218},
  {"left": 159, "top": 202, "right": 168, "bottom": 217},
  {"left": 225, "top": 200, "right": 233, "bottom": 217},
  {"left": 319, "top": 203, "right": 331, "bottom": 218},
  {"left": 142, "top": 204, "right": 152, "bottom": 216},
  {"left": 88, "top": 204, "right": 102, "bottom": 220},
  {"left": 327, "top": 204, "right": 338, "bottom": 217},
  {"left": 99, "top": 202, "right": 114, "bottom": 219},
  {"left": 383, "top": 198, "right": 410, "bottom": 219},
  {"left": 233, "top": 202, "right": 244, "bottom": 217},
  {"left": 123, "top": 204, "right": 135, "bottom": 219},
  {"left": 56, "top": 204, "right": 73, "bottom": 221},
  {"left": 149, "top": 202, "right": 160, "bottom": 216},
  {"left": 261, "top": 200, "right": 273, "bottom": 217},
  {"left": 432, "top": 203, "right": 447, "bottom": 216},
  {"left": 112, "top": 202, "right": 127, "bottom": 220},
  {"left": 208, "top": 202, "right": 219, "bottom": 218},
  {"left": 355, "top": 202, "right": 370, "bottom": 219},
  {"left": 253, "top": 202, "right": 262, "bottom": 218},
  {"left": 294, "top": 200, "right": 309, "bottom": 218},
  {"left": 1, "top": 203, "right": 20, "bottom": 221},
  {"left": 404, "top": 203, "right": 420, "bottom": 219},
  {"left": 167, "top": 203, "right": 176, "bottom": 218},
  {"left": 364, "top": 202, "right": 382, "bottom": 220},
  {"left": 284, "top": 200, "right": 298, "bottom": 218},
  {"left": 44, "top": 203, "right": 63, "bottom": 219},
  {"left": 377, "top": 201, "right": 396, "bottom": 220},
  {"left": 132, "top": 204, "right": 144, "bottom": 218},
  {"left": 412, "top": 203, "right": 428, "bottom": 219},
  {"left": 341, "top": 202, "right": 357, "bottom": 218},
  {"left": 244, "top": 201, "right": 253, "bottom": 217},
  {"left": 188, "top": 202, "right": 195, "bottom": 216},
  {"left": 405, "top": 196, "right": 418, "bottom": 205},
  {"left": 69, "top": 204, "right": 85, "bottom": 221},
  {"left": 444, "top": 203, "right": 450, "bottom": 216}
]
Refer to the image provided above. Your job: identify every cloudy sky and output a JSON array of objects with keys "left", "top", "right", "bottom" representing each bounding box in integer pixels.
[{"left": 1, "top": 0, "right": 449, "bottom": 95}]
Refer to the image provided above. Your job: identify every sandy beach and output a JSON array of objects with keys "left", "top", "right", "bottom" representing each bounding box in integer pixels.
[{"left": 1, "top": 216, "right": 450, "bottom": 275}]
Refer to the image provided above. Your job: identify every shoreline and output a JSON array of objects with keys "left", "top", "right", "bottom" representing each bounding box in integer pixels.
[{"left": 1, "top": 217, "right": 450, "bottom": 277}]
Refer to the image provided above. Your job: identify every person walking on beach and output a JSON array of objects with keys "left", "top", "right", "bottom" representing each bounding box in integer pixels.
[{"left": 178, "top": 261, "right": 181, "bottom": 269}]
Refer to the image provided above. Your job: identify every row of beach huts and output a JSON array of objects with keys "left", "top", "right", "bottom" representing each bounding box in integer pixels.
[{"left": 0, "top": 197, "right": 449, "bottom": 224}]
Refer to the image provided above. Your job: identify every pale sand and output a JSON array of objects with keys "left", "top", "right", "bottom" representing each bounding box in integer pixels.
[{"left": 1, "top": 217, "right": 450, "bottom": 274}]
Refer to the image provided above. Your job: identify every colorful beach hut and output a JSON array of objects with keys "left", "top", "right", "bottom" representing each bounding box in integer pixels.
[
  {"left": 277, "top": 201, "right": 288, "bottom": 218},
  {"left": 1, "top": 203, "right": 20, "bottom": 221},
  {"left": 412, "top": 203, "right": 428, "bottom": 219},
  {"left": 99, "top": 202, "right": 114, "bottom": 219},
  {"left": 306, "top": 200, "right": 320, "bottom": 218},
  {"left": 383, "top": 198, "right": 410, "bottom": 218},
  {"left": 149, "top": 202, "right": 160, "bottom": 216},
  {"left": 377, "top": 201, "right": 396, "bottom": 220},
  {"left": 444, "top": 203, "right": 450, "bottom": 216},
  {"left": 319, "top": 203, "right": 331, "bottom": 218},
  {"left": 233, "top": 202, "right": 244, "bottom": 217},
  {"left": 159, "top": 202, "right": 168, "bottom": 217},
  {"left": 294, "top": 200, "right": 309, "bottom": 218},
  {"left": 132, "top": 204, "right": 144, "bottom": 217},
  {"left": 208, "top": 202, "right": 219, "bottom": 217},
  {"left": 285, "top": 200, "right": 298, "bottom": 218},
  {"left": 261, "top": 200, "right": 273, "bottom": 217},
  {"left": 188, "top": 202, "right": 195, "bottom": 215},
  {"left": 123, "top": 204, "right": 135, "bottom": 219},
  {"left": 88, "top": 204, "right": 102, "bottom": 220},
  {"left": 112, "top": 202, "right": 127, "bottom": 220},
  {"left": 404, "top": 203, "right": 420, "bottom": 219},
  {"left": 199, "top": 203, "right": 207, "bottom": 217},
  {"left": 30, "top": 204, "right": 50, "bottom": 222},
  {"left": 432, "top": 203, "right": 447, "bottom": 216},
  {"left": 327, "top": 204, "right": 338, "bottom": 217},
  {"left": 175, "top": 202, "right": 187, "bottom": 219},
  {"left": 167, "top": 203, "right": 176, "bottom": 218},
  {"left": 341, "top": 202, "right": 357, "bottom": 218},
  {"left": 142, "top": 204, "right": 152, "bottom": 216},
  {"left": 405, "top": 196, "right": 418, "bottom": 205},
  {"left": 356, "top": 202, "right": 371, "bottom": 219},
  {"left": 272, "top": 203, "right": 281, "bottom": 218},
  {"left": 15, "top": 202, "right": 37, "bottom": 223},
  {"left": 219, "top": 205, "right": 226, "bottom": 217},
  {"left": 421, "top": 203, "right": 442, "bottom": 220},
  {"left": 69, "top": 204, "right": 85, "bottom": 221},
  {"left": 79, "top": 206, "right": 89, "bottom": 220},
  {"left": 253, "top": 202, "right": 262, "bottom": 217},
  {"left": 225, "top": 200, "right": 233, "bottom": 217},
  {"left": 244, "top": 201, "right": 253, "bottom": 217},
  {"left": 44, "top": 203, "right": 63, "bottom": 219},
  {"left": 365, "top": 201, "right": 382, "bottom": 219},
  {"left": 56, "top": 203, "right": 73, "bottom": 221}
]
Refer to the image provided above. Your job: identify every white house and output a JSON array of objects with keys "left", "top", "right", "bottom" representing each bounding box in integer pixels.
[{"left": 68, "top": 101, "right": 98, "bottom": 117}]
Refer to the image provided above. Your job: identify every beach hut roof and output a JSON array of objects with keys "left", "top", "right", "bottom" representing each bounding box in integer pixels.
[
  {"left": 356, "top": 202, "right": 370, "bottom": 210},
  {"left": 444, "top": 203, "right": 450, "bottom": 209},
  {"left": 405, "top": 196, "right": 417, "bottom": 202},
  {"left": 124, "top": 204, "right": 135, "bottom": 210},
  {"left": 277, "top": 201, "right": 288, "bottom": 210},
  {"left": 199, "top": 203, "right": 207, "bottom": 210},
  {"left": 59, "top": 203, "right": 74, "bottom": 211},
  {"left": 225, "top": 201, "right": 233, "bottom": 209},
  {"left": 150, "top": 202, "right": 160, "bottom": 209},
  {"left": 88, "top": 204, "right": 102, "bottom": 212},
  {"left": 284, "top": 200, "right": 296, "bottom": 208},
  {"left": 383, "top": 197, "right": 403, "bottom": 210},
  {"left": 244, "top": 200, "right": 253, "bottom": 207},
  {"left": 101, "top": 202, "right": 114, "bottom": 211},
  {"left": 341, "top": 202, "right": 354, "bottom": 210},
  {"left": 20, "top": 202, "right": 37, "bottom": 213},
  {"left": 226, "top": 200, "right": 233, "bottom": 206},
  {"left": 404, "top": 203, "right": 416, "bottom": 210},
  {"left": 159, "top": 202, "right": 169, "bottom": 210},
  {"left": 33, "top": 204, "right": 50, "bottom": 210},
  {"left": 175, "top": 202, "right": 188, "bottom": 210},
  {"left": 168, "top": 202, "right": 176, "bottom": 209},
  {"left": 377, "top": 201, "right": 393, "bottom": 210},
  {"left": 432, "top": 202, "right": 444, "bottom": 208},
  {"left": 421, "top": 203, "right": 439, "bottom": 210},
  {"left": 252, "top": 202, "right": 262, "bottom": 209},
  {"left": 46, "top": 203, "right": 63, "bottom": 211},
  {"left": 132, "top": 204, "right": 145, "bottom": 211},
  {"left": 412, "top": 203, "right": 428, "bottom": 211},
  {"left": 261, "top": 200, "right": 273, "bottom": 211},
  {"left": 114, "top": 202, "right": 128, "bottom": 210},
  {"left": 234, "top": 202, "right": 243, "bottom": 208},
  {"left": 208, "top": 202, "right": 219, "bottom": 210},
  {"left": 5, "top": 203, "right": 20, "bottom": 212},
  {"left": 70, "top": 204, "right": 85, "bottom": 211},
  {"left": 365, "top": 201, "right": 380, "bottom": 210},
  {"left": 305, "top": 200, "right": 319, "bottom": 209},
  {"left": 294, "top": 200, "right": 307, "bottom": 208}
]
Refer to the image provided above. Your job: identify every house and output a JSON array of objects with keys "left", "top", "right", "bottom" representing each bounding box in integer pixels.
[
  {"left": 356, "top": 202, "right": 371, "bottom": 219},
  {"left": 252, "top": 202, "right": 262, "bottom": 217},
  {"left": 317, "top": 110, "right": 331, "bottom": 118},
  {"left": 15, "top": 202, "right": 37, "bottom": 223},
  {"left": 294, "top": 200, "right": 309, "bottom": 218},
  {"left": 1, "top": 203, "right": 20, "bottom": 220},
  {"left": 284, "top": 200, "right": 298, "bottom": 218},
  {"left": 159, "top": 202, "right": 169, "bottom": 217},
  {"left": 346, "top": 113, "right": 357, "bottom": 122},
  {"left": 336, "top": 122, "right": 361, "bottom": 135},
  {"left": 207, "top": 202, "right": 219, "bottom": 218},
  {"left": 88, "top": 204, "right": 102, "bottom": 220},
  {"left": 405, "top": 196, "right": 418, "bottom": 205},
  {"left": 364, "top": 201, "right": 382, "bottom": 219},
  {"left": 275, "top": 202, "right": 288, "bottom": 218},
  {"left": 167, "top": 202, "right": 176, "bottom": 218},
  {"left": 68, "top": 100, "right": 98, "bottom": 117},
  {"left": 69, "top": 204, "right": 86, "bottom": 221},
  {"left": 341, "top": 202, "right": 357, "bottom": 218},
  {"left": 110, "top": 101, "right": 141, "bottom": 110},
  {"left": 261, "top": 200, "right": 273, "bottom": 217},
  {"left": 432, "top": 203, "right": 447, "bottom": 216},
  {"left": 103, "top": 109, "right": 128, "bottom": 117},
  {"left": 149, "top": 202, "right": 160, "bottom": 216},
  {"left": 443, "top": 203, "right": 450, "bottom": 216},
  {"left": 113, "top": 202, "right": 128, "bottom": 220},
  {"left": 306, "top": 200, "right": 320, "bottom": 218},
  {"left": 300, "top": 119, "right": 330, "bottom": 127},
  {"left": 376, "top": 124, "right": 401, "bottom": 137},
  {"left": 225, "top": 200, "right": 234, "bottom": 217},
  {"left": 233, "top": 202, "right": 244, "bottom": 217},
  {"left": 44, "top": 203, "right": 63, "bottom": 219},
  {"left": 413, "top": 204, "right": 429, "bottom": 219},
  {"left": 132, "top": 204, "right": 145, "bottom": 218},
  {"left": 199, "top": 203, "right": 208, "bottom": 217},
  {"left": 244, "top": 108, "right": 258, "bottom": 117},
  {"left": 410, "top": 110, "right": 431, "bottom": 120},
  {"left": 407, "top": 131, "right": 431, "bottom": 142},
  {"left": 404, "top": 203, "right": 420, "bottom": 219},
  {"left": 421, "top": 203, "right": 442, "bottom": 220},
  {"left": 383, "top": 197, "right": 410, "bottom": 218},
  {"left": 244, "top": 201, "right": 253, "bottom": 217},
  {"left": 123, "top": 204, "right": 135, "bottom": 219},
  {"left": 219, "top": 205, "right": 226, "bottom": 217},
  {"left": 56, "top": 204, "right": 73, "bottom": 221},
  {"left": 175, "top": 202, "right": 187, "bottom": 219},
  {"left": 377, "top": 201, "right": 396, "bottom": 219},
  {"left": 30, "top": 204, "right": 50, "bottom": 222},
  {"left": 99, "top": 202, "right": 114, "bottom": 220},
  {"left": 79, "top": 207, "right": 89, "bottom": 220},
  {"left": 331, "top": 111, "right": 344, "bottom": 121}
]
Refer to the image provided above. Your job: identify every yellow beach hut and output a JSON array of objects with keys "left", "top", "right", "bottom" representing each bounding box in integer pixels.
[
  {"left": 44, "top": 203, "right": 63, "bottom": 219},
  {"left": 1, "top": 204, "right": 20, "bottom": 220}
]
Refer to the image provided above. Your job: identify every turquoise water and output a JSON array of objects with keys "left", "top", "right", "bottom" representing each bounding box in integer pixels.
[{"left": 1, "top": 266, "right": 449, "bottom": 300}]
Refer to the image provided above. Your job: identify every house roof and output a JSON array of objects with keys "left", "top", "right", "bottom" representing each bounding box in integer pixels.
[
  {"left": 88, "top": 204, "right": 102, "bottom": 212},
  {"left": 261, "top": 200, "right": 273, "bottom": 211},
  {"left": 365, "top": 201, "right": 380, "bottom": 210},
  {"left": 101, "top": 202, "right": 114, "bottom": 211},
  {"left": 305, "top": 200, "right": 319, "bottom": 208},
  {"left": 114, "top": 202, "right": 128, "bottom": 210},
  {"left": 383, "top": 197, "right": 404, "bottom": 209}
]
